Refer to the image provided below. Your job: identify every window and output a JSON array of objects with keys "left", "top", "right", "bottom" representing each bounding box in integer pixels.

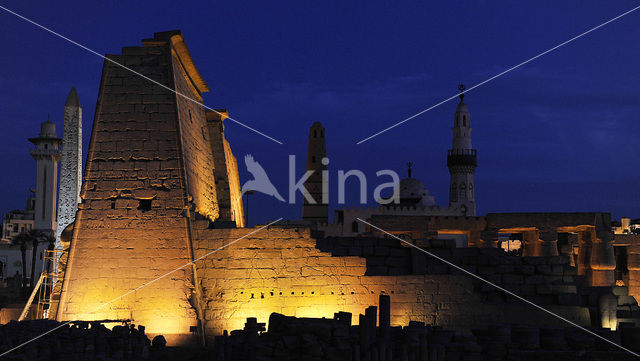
[
  {"left": 42, "top": 168, "right": 47, "bottom": 220},
  {"left": 312, "top": 156, "right": 316, "bottom": 163},
  {"left": 351, "top": 221, "right": 359, "bottom": 233},
  {"left": 111, "top": 199, "right": 116, "bottom": 209},
  {"left": 314, "top": 130, "right": 317, "bottom": 138},
  {"left": 459, "top": 183, "right": 466, "bottom": 198},
  {"left": 138, "top": 199, "right": 152, "bottom": 212},
  {"left": 462, "top": 115, "right": 466, "bottom": 126}
]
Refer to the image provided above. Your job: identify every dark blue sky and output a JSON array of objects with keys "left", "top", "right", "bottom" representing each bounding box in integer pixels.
[{"left": 1, "top": 1, "right": 639, "bottom": 226}]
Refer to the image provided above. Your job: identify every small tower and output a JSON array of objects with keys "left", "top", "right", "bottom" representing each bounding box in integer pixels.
[
  {"left": 56, "top": 87, "right": 83, "bottom": 246},
  {"left": 447, "top": 84, "right": 477, "bottom": 216},
  {"left": 302, "top": 122, "right": 328, "bottom": 223},
  {"left": 29, "top": 118, "right": 62, "bottom": 234}
]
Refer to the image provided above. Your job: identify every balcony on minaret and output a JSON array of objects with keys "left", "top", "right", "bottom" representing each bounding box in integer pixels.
[{"left": 447, "top": 149, "right": 477, "bottom": 167}]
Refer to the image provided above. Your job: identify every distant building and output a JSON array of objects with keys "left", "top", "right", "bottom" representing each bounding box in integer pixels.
[
  {"left": 1, "top": 192, "right": 35, "bottom": 242},
  {"left": 613, "top": 217, "right": 640, "bottom": 234},
  {"left": 0, "top": 118, "right": 61, "bottom": 287}
]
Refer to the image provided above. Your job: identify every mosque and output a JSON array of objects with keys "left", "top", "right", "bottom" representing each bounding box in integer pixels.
[{"left": 314, "top": 85, "right": 477, "bottom": 241}]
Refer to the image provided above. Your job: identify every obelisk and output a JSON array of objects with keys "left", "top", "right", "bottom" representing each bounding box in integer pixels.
[{"left": 55, "top": 87, "right": 82, "bottom": 248}]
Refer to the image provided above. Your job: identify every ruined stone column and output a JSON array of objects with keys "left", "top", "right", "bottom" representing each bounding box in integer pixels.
[
  {"left": 521, "top": 230, "right": 540, "bottom": 257},
  {"left": 480, "top": 230, "right": 499, "bottom": 248},
  {"left": 538, "top": 230, "right": 559, "bottom": 257},
  {"left": 589, "top": 230, "right": 616, "bottom": 286},
  {"left": 626, "top": 244, "right": 640, "bottom": 302},
  {"left": 564, "top": 233, "right": 579, "bottom": 267},
  {"left": 598, "top": 293, "right": 618, "bottom": 330},
  {"left": 576, "top": 230, "right": 592, "bottom": 276},
  {"left": 468, "top": 230, "right": 482, "bottom": 248}
]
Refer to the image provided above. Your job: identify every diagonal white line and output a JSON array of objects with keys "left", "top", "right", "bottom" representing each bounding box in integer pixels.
[
  {"left": 0, "top": 218, "right": 283, "bottom": 358},
  {"left": 0, "top": 5, "right": 283, "bottom": 145},
  {"left": 357, "top": 4, "right": 640, "bottom": 144},
  {"left": 357, "top": 217, "right": 640, "bottom": 358}
]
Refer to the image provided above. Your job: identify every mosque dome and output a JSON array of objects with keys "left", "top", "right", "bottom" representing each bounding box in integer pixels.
[
  {"left": 394, "top": 164, "right": 435, "bottom": 206},
  {"left": 399, "top": 177, "right": 426, "bottom": 200}
]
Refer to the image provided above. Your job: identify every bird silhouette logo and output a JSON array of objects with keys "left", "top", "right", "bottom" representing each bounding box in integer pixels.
[{"left": 241, "top": 154, "right": 285, "bottom": 202}]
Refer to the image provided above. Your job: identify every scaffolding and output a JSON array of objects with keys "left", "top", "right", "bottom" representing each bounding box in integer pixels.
[{"left": 33, "top": 249, "right": 64, "bottom": 319}]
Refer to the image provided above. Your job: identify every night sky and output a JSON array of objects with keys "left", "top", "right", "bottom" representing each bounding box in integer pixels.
[{"left": 0, "top": 1, "right": 639, "bottom": 226}]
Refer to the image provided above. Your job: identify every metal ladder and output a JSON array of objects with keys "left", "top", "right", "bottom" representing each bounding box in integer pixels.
[{"left": 19, "top": 249, "right": 64, "bottom": 320}]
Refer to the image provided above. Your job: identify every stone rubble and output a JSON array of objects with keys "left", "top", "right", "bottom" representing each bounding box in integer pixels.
[{"left": 213, "top": 295, "right": 640, "bottom": 361}]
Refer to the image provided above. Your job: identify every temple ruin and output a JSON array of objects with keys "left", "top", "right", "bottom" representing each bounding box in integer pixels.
[{"left": 48, "top": 31, "right": 640, "bottom": 348}]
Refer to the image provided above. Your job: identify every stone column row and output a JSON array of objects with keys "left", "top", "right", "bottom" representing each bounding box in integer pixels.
[{"left": 480, "top": 226, "right": 616, "bottom": 287}]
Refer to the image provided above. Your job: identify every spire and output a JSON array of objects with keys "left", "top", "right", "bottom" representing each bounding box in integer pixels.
[
  {"left": 65, "top": 87, "right": 80, "bottom": 107},
  {"left": 457, "top": 84, "right": 465, "bottom": 102},
  {"left": 302, "top": 121, "right": 328, "bottom": 224},
  {"left": 407, "top": 162, "right": 413, "bottom": 178},
  {"left": 448, "top": 83, "right": 477, "bottom": 216}
]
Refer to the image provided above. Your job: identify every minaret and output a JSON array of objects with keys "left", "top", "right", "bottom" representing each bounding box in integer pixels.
[
  {"left": 447, "top": 84, "right": 477, "bottom": 216},
  {"left": 302, "top": 121, "right": 328, "bottom": 223},
  {"left": 29, "top": 118, "right": 62, "bottom": 234},
  {"left": 56, "top": 87, "right": 82, "bottom": 246}
]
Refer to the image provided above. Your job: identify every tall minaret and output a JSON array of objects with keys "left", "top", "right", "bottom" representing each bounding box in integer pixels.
[
  {"left": 56, "top": 87, "right": 82, "bottom": 245},
  {"left": 29, "top": 118, "right": 62, "bottom": 234},
  {"left": 447, "top": 84, "right": 477, "bottom": 216},
  {"left": 302, "top": 121, "right": 328, "bottom": 223}
]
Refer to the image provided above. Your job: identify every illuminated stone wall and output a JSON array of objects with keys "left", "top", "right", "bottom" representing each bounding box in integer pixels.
[
  {"left": 224, "top": 137, "right": 244, "bottom": 227},
  {"left": 206, "top": 111, "right": 244, "bottom": 227},
  {"left": 170, "top": 49, "right": 218, "bottom": 220},
  {"left": 192, "top": 225, "right": 590, "bottom": 342},
  {"left": 55, "top": 31, "right": 215, "bottom": 345}
]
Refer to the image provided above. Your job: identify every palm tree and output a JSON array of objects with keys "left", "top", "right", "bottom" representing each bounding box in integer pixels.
[
  {"left": 27, "top": 229, "right": 44, "bottom": 290},
  {"left": 11, "top": 232, "right": 31, "bottom": 293}
]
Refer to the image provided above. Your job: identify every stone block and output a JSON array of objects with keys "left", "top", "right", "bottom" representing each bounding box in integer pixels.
[
  {"left": 555, "top": 293, "right": 581, "bottom": 306},
  {"left": 551, "top": 285, "right": 577, "bottom": 294},
  {"left": 536, "top": 284, "right": 553, "bottom": 295},
  {"left": 535, "top": 264, "right": 552, "bottom": 275},
  {"left": 619, "top": 295, "right": 638, "bottom": 306},
  {"left": 502, "top": 274, "right": 524, "bottom": 285},
  {"left": 374, "top": 246, "right": 390, "bottom": 256}
]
